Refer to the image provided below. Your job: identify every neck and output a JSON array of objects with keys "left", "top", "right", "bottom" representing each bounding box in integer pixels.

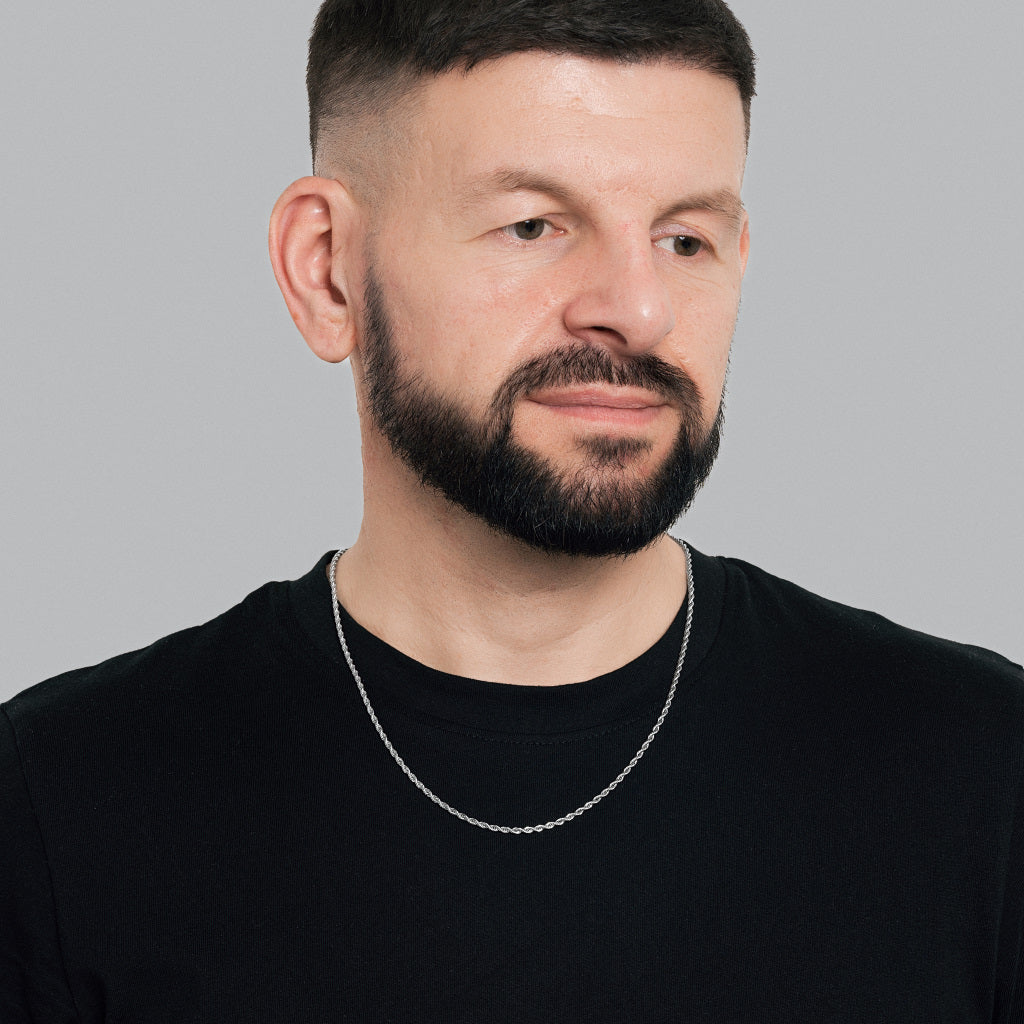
[{"left": 334, "top": 461, "right": 689, "bottom": 686}]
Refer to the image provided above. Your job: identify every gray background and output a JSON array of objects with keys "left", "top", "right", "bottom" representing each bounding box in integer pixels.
[{"left": 2, "top": 1, "right": 1021, "bottom": 700}]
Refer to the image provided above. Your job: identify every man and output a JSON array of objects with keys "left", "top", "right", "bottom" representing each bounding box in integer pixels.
[{"left": 2, "top": 1, "right": 1021, "bottom": 1020}]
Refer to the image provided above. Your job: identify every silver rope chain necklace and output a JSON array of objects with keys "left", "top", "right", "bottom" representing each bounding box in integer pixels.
[{"left": 328, "top": 540, "right": 694, "bottom": 835}]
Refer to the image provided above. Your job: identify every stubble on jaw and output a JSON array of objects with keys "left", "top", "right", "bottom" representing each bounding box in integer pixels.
[{"left": 358, "top": 264, "right": 725, "bottom": 557}]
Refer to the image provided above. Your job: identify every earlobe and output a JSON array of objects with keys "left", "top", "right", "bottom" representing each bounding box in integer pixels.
[{"left": 269, "top": 176, "right": 360, "bottom": 364}]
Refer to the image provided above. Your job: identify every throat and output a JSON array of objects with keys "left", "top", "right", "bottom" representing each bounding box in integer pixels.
[{"left": 330, "top": 530, "right": 688, "bottom": 686}]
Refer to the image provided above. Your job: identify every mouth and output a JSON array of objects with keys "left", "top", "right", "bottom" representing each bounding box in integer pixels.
[{"left": 525, "top": 386, "right": 671, "bottom": 427}]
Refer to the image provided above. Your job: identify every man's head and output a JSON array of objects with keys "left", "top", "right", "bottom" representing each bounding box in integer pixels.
[{"left": 271, "top": 2, "right": 754, "bottom": 557}]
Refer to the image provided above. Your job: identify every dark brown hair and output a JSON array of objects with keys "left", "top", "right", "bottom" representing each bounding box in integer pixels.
[{"left": 307, "top": 0, "right": 756, "bottom": 172}]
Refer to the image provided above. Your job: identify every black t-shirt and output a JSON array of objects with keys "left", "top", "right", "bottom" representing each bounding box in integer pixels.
[{"left": 3, "top": 545, "right": 1023, "bottom": 1022}]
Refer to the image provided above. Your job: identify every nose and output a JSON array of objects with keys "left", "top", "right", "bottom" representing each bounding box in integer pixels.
[{"left": 562, "top": 234, "right": 676, "bottom": 353}]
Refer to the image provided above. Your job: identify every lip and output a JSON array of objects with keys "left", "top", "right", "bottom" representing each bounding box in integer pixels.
[
  {"left": 527, "top": 386, "right": 669, "bottom": 410},
  {"left": 526, "top": 386, "right": 670, "bottom": 427}
]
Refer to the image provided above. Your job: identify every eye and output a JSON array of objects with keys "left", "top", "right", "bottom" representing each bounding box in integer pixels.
[
  {"left": 505, "top": 219, "right": 548, "bottom": 241},
  {"left": 656, "top": 234, "right": 704, "bottom": 257}
]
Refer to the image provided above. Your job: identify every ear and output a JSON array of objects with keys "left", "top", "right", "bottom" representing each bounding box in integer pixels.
[{"left": 269, "top": 176, "right": 362, "bottom": 363}]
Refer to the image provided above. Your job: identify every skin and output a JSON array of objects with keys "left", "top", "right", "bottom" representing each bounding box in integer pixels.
[{"left": 270, "top": 53, "right": 750, "bottom": 685}]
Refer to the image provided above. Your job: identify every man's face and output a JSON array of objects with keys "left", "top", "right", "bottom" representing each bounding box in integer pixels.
[{"left": 351, "top": 54, "right": 749, "bottom": 555}]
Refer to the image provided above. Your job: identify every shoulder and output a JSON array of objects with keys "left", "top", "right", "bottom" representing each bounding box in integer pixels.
[
  {"left": 707, "top": 551, "right": 1024, "bottom": 728},
  {"left": 690, "top": 550, "right": 1024, "bottom": 865},
  {"left": 1, "top": 565, "right": 321, "bottom": 774}
]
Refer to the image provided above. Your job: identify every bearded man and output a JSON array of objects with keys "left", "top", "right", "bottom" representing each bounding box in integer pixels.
[{"left": 3, "top": 1, "right": 1022, "bottom": 1021}]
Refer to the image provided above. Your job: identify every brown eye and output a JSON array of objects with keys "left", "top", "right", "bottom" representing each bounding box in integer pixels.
[
  {"left": 672, "top": 234, "right": 702, "bottom": 256},
  {"left": 511, "top": 219, "right": 546, "bottom": 240}
]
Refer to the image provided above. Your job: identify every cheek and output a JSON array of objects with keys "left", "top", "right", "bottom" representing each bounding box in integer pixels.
[
  {"left": 387, "top": 258, "right": 563, "bottom": 396},
  {"left": 674, "top": 286, "right": 738, "bottom": 368},
  {"left": 662, "top": 292, "right": 738, "bottom": 425}
]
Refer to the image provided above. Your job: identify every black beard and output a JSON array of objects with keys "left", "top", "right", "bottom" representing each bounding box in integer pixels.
[{"left": 360, "top": 267, "right": 723, "bottom": 557}]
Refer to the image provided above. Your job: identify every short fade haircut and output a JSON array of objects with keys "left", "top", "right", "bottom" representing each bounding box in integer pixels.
[{"left": 307, "top": 0, "right": 756, "bottom": 186}]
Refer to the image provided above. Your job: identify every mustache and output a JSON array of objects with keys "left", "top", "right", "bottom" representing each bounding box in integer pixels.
[{"left": 489, "top": 346, "right": 704, "bottom": 417}]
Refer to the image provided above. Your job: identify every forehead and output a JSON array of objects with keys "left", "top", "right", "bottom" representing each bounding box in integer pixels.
[{"left": 401, "top": 53, "right": 747, "bottom": 200}]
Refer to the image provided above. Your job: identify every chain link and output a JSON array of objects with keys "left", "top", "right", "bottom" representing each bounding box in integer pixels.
[{"left": 329, "top": 539, "right": 694, "bottom": 834}]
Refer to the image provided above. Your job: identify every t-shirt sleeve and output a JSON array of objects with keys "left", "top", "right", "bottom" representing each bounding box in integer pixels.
[{"left": 0, "top": 706, "right": 80, "bottom": 1023}]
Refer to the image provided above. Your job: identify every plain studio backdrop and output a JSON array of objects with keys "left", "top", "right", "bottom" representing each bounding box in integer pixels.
[{"left": 1, "top": 2, "right": 1021, "bottom": 698}]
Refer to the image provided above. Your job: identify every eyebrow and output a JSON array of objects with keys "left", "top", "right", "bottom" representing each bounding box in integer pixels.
[
  {"left": 461, "top": 167, "right": 745, "bottom": 233},
  {"left": 662, "top": 187, "right": 746, "bottom": 233}
]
